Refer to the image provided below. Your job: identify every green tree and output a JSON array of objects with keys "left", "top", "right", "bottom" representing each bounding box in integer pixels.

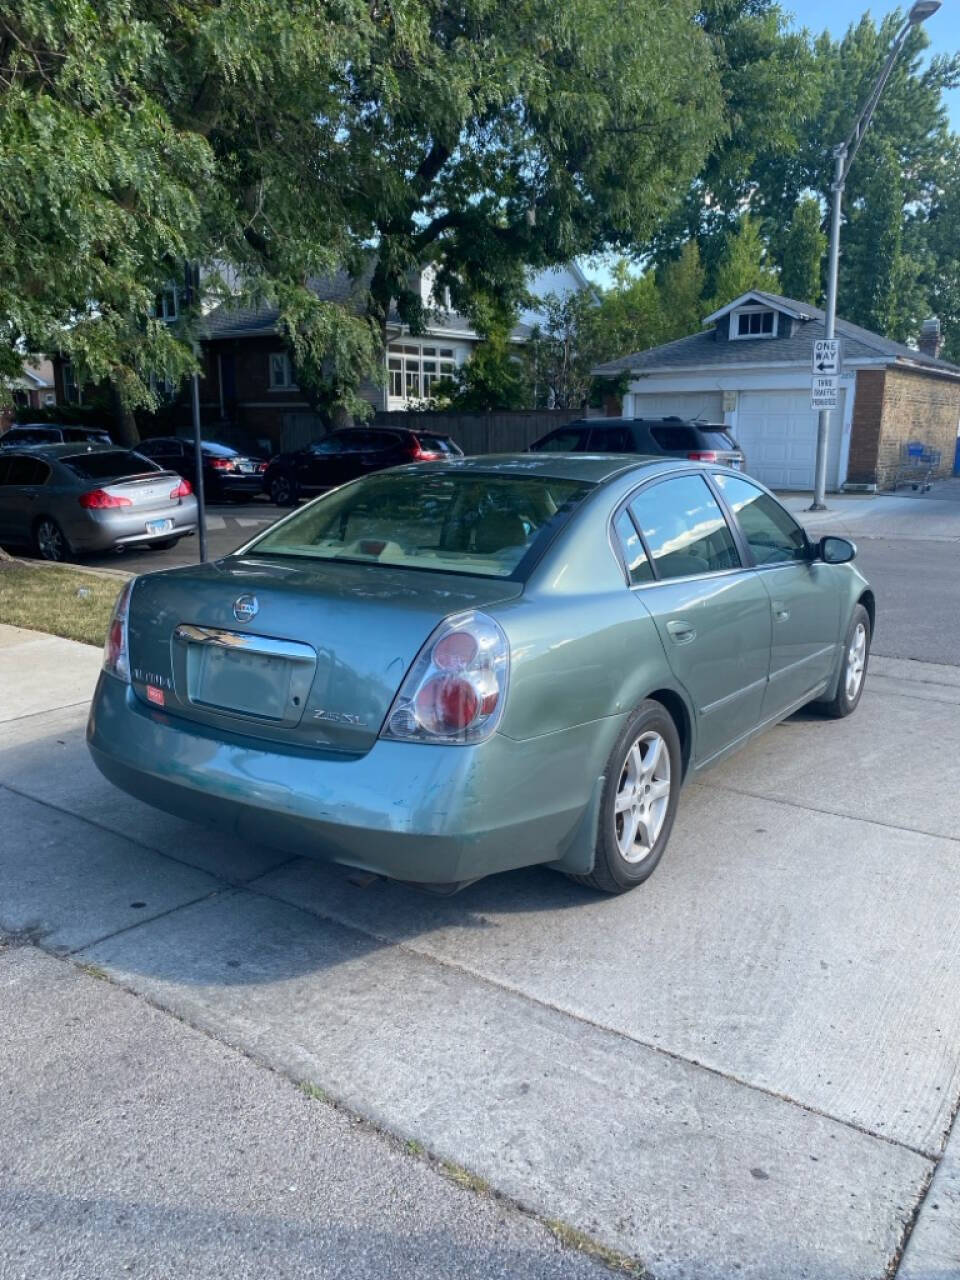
[
  {"left": 2, "top": 0, "right": 727, "bottom": 433},
  {"left": 779, "top": 197, "right": 826, "bottom": 304},
  {"left": 707, "top": 217, "right": 779, "bottom": 311},
  {"left": 656, "top": 241, "right": 708, "bottom": 341}
]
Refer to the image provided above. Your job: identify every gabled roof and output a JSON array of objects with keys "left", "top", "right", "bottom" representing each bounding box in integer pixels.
[{"left": 594, "top": 290, "right": 960, "bottom": 379}]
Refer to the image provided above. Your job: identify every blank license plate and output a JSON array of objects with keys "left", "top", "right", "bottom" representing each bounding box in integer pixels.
[
  {"left": 189, "top": 646, "right": 292, "bottom": 720},
  {"left": 146, "top": 518, "right": 174, "bottom": 534}
]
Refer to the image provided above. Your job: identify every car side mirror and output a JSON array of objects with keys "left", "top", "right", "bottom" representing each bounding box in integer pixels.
[{"left": 817, "top": 535, "right": 857, "bottom": 564}]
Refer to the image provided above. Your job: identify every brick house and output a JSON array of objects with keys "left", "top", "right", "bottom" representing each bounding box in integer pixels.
[
  {"left": 594, "top": 291, "right": 960, "bottom": 491},
  {"left": 191, "top": 264, "right": 592, "bottom": 453}
]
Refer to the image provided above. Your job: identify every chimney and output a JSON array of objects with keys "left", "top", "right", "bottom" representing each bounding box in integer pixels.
[{"left": 918, "top": 316, "right": 943, "bottom": 359}]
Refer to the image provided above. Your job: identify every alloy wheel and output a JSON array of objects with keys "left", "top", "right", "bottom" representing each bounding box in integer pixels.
[
  {"left": 614, "top": 731, "right": 671, "bottom": 864},
  {"left": 845, "top": 622, "right": 867, "bottom": 701},
  {"left": 272, "top": 476, "right": 292, "bottom": 504},
  {"left": 36, "top": 520, "right": 65, "bottom": 562}
]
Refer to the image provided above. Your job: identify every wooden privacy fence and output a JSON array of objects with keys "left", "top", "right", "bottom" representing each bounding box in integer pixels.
[{"left": 372, "top": 409, "right": 584, "bottom": 454}]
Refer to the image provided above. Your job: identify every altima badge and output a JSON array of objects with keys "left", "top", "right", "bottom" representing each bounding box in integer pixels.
[
  {"left": 233, "top": 595, "right": 259, "bottom": 623},
  {"left": 313, "top": 709, "right": 363, "bottom": 725}
]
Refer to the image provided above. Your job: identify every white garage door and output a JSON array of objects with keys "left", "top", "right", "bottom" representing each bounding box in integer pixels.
[
  {"left": 735, "top": 389, "right": 845, "bottom": 491},
  {"left": 630, "top": 391, "right": 725, "bottom": 422}
]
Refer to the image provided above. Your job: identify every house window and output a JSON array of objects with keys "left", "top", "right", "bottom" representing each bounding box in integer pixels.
[
  {"left": 269, "top": 352, "right": 297, "bottom": 389},
  {"left": 386, "top": 344, "right": 457, "bottom": 402},
  {"left": 158, "top": 286, "right": 179, "bottom": 322},
  {"left": 43, "top": 392, "right": 56, "bottom": 407},
  {"left": 732, "top": 308, "right": 777, "bottom": 339},
  {"left": 63, "top": 362, "right": 81, "bottom": 405}
]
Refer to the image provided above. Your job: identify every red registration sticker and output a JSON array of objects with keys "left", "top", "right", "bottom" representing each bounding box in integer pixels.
[{"left": 146, "top": 685, "right": 165, "bottom": 707}]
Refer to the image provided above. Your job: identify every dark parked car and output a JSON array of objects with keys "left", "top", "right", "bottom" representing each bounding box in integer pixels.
[
  {"left": 1, "top": 423, "right": 113, "bottom": 448},
  {"left": 135, "top": 438, "right": 267, "bottom": 503},
  {"left": 262, "top": 427, "right": 464, "bottom": 506},
  {"left": 530, "top": 418, "right": 745, "bottom": 470},
  {"left": 0, "top": 444, "right": 197, "bottom": 560}
]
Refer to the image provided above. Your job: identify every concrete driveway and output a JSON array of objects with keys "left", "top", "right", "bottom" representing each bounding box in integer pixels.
[{"left": 2, "top": 616, "right": 958, "bottom": 1279}]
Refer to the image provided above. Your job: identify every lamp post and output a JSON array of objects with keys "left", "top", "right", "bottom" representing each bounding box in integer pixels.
[{"left": 809, "top": 0, "right": 941, "bottom": 511}]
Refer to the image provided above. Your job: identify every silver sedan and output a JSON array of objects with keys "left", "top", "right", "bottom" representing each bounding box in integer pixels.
[{"left": 0, "top": 444, "right": 198, "bottom": 561}]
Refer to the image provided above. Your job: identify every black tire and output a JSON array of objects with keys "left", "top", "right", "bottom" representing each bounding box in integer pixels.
[
  {"left": 568, "top": 699, "right": 682, "bottom": 895},
  {"left": 149, "top": 536, "right": 181, "bottom": 551},
  {"left": 817, "top": 604, "right": 871, "bottom": 719},
  {"left": 270, "top": 474, "right": 297, "bottom": 506},
  {"left": 33, "top": 517, "right": 71, "bottom": 563}
]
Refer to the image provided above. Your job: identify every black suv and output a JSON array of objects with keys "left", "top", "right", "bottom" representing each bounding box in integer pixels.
[
  {"left": 263, "top": 427, "right": 463, "bottom": 505},
  {"left": 0, "top": 423, "right": 113, "bottom": 448},
  {"left": 530, "top": 418, "right": 745, "bottom": 470}
]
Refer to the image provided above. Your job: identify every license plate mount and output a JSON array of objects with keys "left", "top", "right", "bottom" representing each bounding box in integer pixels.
[{"left": 146, "top": 518, "right": 174, "bottom": 535}]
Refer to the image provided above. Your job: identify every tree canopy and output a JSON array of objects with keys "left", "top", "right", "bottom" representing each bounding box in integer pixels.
[{"left": 1, "top": 0, "right": 725, "bottom": 427}]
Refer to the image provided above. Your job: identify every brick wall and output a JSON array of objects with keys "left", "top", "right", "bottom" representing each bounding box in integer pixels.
[
  {"left": 847, "top": 367, "right": 960, "bottom": 488},
  {"left": 876, "top": 369, "right": 960, "bottom": 488}
]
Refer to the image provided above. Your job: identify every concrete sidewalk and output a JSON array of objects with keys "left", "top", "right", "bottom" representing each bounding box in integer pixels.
[
  {"left": 781, "top": 488, "right": 960, "bottom": 541},
  {"left": 2, "top": 623, "right": 959, "bottom": 1279}
]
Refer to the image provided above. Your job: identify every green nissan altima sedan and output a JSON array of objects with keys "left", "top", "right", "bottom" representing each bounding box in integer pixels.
[{"left": 87, "top": 455, "right": 874, "bottom": 894}]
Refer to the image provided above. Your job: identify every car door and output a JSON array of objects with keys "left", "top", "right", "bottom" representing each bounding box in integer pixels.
[
  {"left": 297, "top": 436, "right": 351, "bottom": 491},
  {"left": 0, "top": 455, "right": 15, "bottom": 540},
  {"left": 621, "top": 472, "right": 772, "bottom": 765},
  {"left": 712, "top": 473, "right": 840, "bottom": 718},
  {"left": 1, "top": 455, "right": 52, "bottom": 546}
]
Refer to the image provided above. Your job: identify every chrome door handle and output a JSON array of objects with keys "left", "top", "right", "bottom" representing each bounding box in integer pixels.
[
  {"left": 666, "top": 619, "right": 697, "bottom": 645},
  {"left": 772, "top": 600, "right": 790, "bottom": 622}
]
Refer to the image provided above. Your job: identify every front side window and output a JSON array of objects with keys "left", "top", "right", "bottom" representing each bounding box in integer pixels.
[
  {"left": 714, "top": 474, "right": 808, "bottom": 565},
  {"left": 629, "top": 475, "right": 739, "bottom": 579},
  {"left": 248, "top": 471, "right": 593, "bottom": 579}
]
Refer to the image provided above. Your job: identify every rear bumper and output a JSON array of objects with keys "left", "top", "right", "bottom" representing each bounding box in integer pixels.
[
  {"left": 87, "top": 673, "right": 618, "bottom": 883},
  {"left": 67, "top": 499, "right": 199, "bottom": 552}
]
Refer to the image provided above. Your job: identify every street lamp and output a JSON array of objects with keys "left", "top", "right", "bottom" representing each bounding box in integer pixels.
[{"left": 809, "top": 0, "right": 941, "bottom": 510}]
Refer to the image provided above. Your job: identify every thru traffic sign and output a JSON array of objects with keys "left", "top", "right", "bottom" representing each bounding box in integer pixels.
[
  {"left": 811, "top": 375, "right": 839, "bottom": 410},
  {"left": 812, "top": 339, "right": 841, "bottom": 376}
]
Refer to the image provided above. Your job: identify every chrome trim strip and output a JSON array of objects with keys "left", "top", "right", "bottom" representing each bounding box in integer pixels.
[{"left": 173, "top": 624, "right": 316, "bottom": 663}]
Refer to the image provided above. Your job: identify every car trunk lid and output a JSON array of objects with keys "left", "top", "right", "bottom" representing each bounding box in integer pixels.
[{"left": 126, "top": 555, "right": 523, "bottom": 752}]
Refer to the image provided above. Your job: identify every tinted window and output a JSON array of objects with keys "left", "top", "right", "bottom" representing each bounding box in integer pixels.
[
  {"left": 139, "top": 439, "right": 181, "bottom": 458},
  {"left": 629, "top": 475, "right": 739, "bottom": 579},
  {"left": 4, "top": 427, "right": 60, "bottom": 445},
  {"left": 363, "top": 430, "right": 404, "bottom": 450},
  {"left": 312, "top": 436, "right": 346, "bottom": 455},
  {"left": 613, "top": 508, "right": 653, "bottom": 585},
  {"left": 714, "top": 474, "right": 807, "bottom": 565},
  {"left": 251, "top": 471, "right": 593, "bottom": 578},
  {"left": 202, "top": 443, "right": 239, "bottom": 458},
  {"left": 700, "top": 430, "right": 737, "bottom": 450},
  {"left": 531, "top": 429, "right": 589, "bottom": 453},
  {"left": 60, "top": 450, "right": 160, "bottom": 481},
  {"left": 589, "top": 427, "right": 638, "bottom": 454},
  {"left": 648, "top": 425, "right": 701, "bottom": 451},
  {"left": 6, "top": 456, "right": 50, "bottom": 485}
]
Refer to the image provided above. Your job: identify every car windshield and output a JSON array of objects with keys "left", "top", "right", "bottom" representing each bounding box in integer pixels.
[
  {"left": 61, "top": 450, "right": 160, "bottom": 480},
  {"left": 202, "top": 443, "right": 239, "bottom": 457},
  {"left": 248, "top": 471, "right": 594, "bottom": 578}
]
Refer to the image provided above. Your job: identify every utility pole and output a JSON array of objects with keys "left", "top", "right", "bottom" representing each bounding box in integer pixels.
[{"left": 809, "top": 0, "right": 941, "bottom": 511}]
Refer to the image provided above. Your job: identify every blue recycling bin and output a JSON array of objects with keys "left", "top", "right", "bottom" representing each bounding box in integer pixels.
[{"left": 954, "top": 437, "right": 960, "bottom": 475}]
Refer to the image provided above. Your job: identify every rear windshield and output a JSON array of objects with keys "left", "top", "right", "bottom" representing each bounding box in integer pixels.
[
  {"left": 202, "top": 442, "right": 239, "bottom": 457},
  {"left": 248, "top": 471, "right": 593, "bottom": 578},
  {"left": 649, "top": 424, "right": 736, "bottom": 451},
  {"left": 416, "top": 434, "right": 461, "bottom": 455},
  {"left": 61, "top": 450, "right": 161, "bottom": 480}
]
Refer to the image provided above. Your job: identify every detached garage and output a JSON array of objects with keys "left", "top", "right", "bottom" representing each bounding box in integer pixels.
[{"left": 594, "top": 291, "right": 960, "bottom": 492}]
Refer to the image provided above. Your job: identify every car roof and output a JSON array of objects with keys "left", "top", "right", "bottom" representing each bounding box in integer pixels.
[
  {"left": 564, "top": 417, "right": 729, "bottom": 430},
  {"left": 419, "top": 453, "right": 698, "bottom": 485},
  {"left": 6, "top": 441, "right": 126, "bottom": 459}
]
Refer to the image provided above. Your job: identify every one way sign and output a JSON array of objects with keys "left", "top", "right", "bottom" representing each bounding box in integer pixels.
[{"left": 812, "top": 339, "right": 841, "bottom": 376}]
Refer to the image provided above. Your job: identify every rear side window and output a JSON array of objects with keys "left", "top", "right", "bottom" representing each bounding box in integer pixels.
[
  {"left": 416, "top": 434, "right": 459, "bottom": 455},
  {"left": 714, "top": 474, "right": 807, "bottom": 564},
  {"left": 250, "top": 471, "right": 593, "bottom": 579},
  {"left": 531, "top": 429, "right": 589, "bottom": 453},
  {"left": 629, "top": 475, "right": 740, "bottom": 579},
  {"left": 5, "top": 427, "right": 60, "bottom": 444},
  {"left": 588, "top": 426, "right": 638, "bottom": 454},
  {"left": 612, "top": 508, "right": 653, "bottom": 585},
  {"left": 648, "top": 425, "right": 701, "bottom": 451},
  {"left": 61, "top": 450, "right": 160, "bottom": 480},
  {"left": 6, "top": 456, "right": 50, "bottom": 485}
]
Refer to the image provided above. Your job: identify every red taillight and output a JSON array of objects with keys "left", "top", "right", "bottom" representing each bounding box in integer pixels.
[
  {"left": 209, "top": 457, "right": 234, "bottom": 471},
  {"left": 382, "top": 611, "right": 510, "bottom": 745},
  {"left": 79, "top": 489, "right": 132, "bottom": 509},
  {"left": 170, "top": 478, "right": 192, "bottom": 498},
  {"left": 687, "top": 451, "right": 719, "bottom": 463},
  {"left": 257, "top": 462, "right": 268, "bottom": 472},
  {"left": 415, "top": 675, "right": 480, "bottom": 734},
  {"left": 102, "top": 578, "right": 135, "bottom": 682}
]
